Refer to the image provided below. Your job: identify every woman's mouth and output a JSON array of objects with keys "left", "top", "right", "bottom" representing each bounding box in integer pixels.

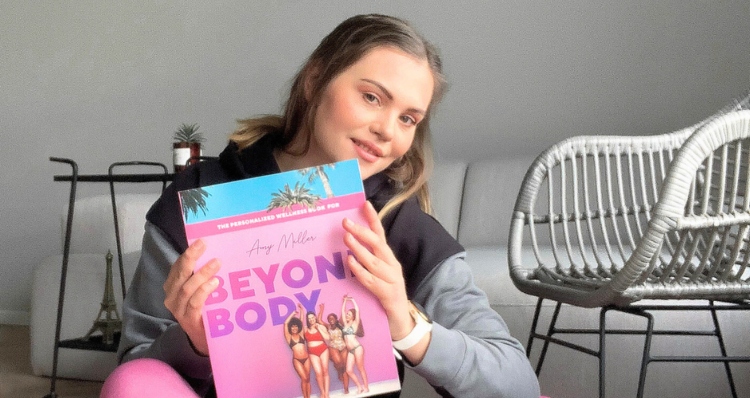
[{"left": 352, "top": 139, "right": 382, "bottom": 162}]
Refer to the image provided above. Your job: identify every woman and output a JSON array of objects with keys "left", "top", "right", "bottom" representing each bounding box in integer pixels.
[
  {"left": 103, "top": 13, "right": 540, "bottom": 398},
  {"left": 341, "top": 295, "right": 368, "bottom": 394},
  {"left": 283, "top": 308, "right": 311, "bottom": 398},
  {"left": 318, "top": 303, "right": 349, "bottom": 394},
  {"left": 301, "top": 304, "right": 331, "bottom": 398}
]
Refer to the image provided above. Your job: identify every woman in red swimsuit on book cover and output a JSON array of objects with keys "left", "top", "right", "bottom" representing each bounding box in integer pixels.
[
  {"left": 302, "top": 303, "right": 332, "bottom": 398},
  {"left": 283, "top": 307, "right": 311, "bottom": 398}
]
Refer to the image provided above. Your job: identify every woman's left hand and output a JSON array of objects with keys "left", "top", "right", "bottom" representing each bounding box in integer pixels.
[{"left": 342, "top": 201, "right": 414, "bottom": 340}]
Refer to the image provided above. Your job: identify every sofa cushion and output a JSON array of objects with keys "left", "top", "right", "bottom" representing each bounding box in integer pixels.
[
  {"left": 458, "top": 158, "right": 533, "bottom": 247},
  {"left": 465, "top": 245, "right": 553, "bottom": 307}
]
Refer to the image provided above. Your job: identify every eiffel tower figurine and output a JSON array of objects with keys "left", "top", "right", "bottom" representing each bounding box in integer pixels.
[{"left": 83, "top": 250, "right": 122, "bottom": 346}]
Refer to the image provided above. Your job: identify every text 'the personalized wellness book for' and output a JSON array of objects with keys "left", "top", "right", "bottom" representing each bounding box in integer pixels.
[{"left": 178, "top": 159, "right": 400, "bottom": 398}]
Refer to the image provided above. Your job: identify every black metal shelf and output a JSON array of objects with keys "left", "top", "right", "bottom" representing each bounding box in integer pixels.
[
  {"left": 58, "top": 332, "right": 121, "bottom": 352},
  {"left": 54, "top": 173, "right": 174, "bottom": 183},
  {"left": 46, "top": 158, "right": 174, "bottom": 398}
]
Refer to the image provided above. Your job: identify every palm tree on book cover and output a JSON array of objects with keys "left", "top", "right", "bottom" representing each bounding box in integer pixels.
[
  {"left": 267, "top": 182, "right": 322, "bottom": 211},
  {"left": 299, "top": 164, "right": 335, "bottom": 198},
  {"left": 179, "top": 163, "right": 336, "bottom": 221},
  {"left": 180, "top": 188, "right": 211, "bottom": 222}
]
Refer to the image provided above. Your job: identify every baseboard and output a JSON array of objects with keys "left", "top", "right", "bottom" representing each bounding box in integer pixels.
[{"left": 0, "top": 309, "right": 29, "bottom": 325}]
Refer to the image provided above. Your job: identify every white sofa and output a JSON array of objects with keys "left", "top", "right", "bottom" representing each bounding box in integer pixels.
[
  {"left": 30, "top": 193, "right": 160, "bottom": 381},
  {"left": 30, "top": 160, "right": 750, "bottom": 397}
]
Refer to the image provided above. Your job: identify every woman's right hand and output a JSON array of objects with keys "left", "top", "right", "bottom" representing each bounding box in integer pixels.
[{"left": 162, "top": 239, "right": 221, "bottom": 356}]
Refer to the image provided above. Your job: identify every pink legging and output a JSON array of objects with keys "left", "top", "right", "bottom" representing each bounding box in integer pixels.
[
  {"left": 102, "top": 358, "right": 552, "bottom": 398},
  {"left": 100, "top": 358, "right": 199, "bottom": 398}
]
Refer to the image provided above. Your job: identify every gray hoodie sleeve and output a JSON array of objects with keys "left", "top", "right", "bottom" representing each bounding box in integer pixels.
[
  {"left": 117, "top": 221, "right": 213, "bottom": 383},
  {"left": 408, "top": 252, "right": 540, "bottom": 398}
]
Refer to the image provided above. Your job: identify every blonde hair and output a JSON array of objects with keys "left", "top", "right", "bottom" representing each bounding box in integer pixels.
[{"left": 229, "top": 14, "right": 446, "bottom": 217}]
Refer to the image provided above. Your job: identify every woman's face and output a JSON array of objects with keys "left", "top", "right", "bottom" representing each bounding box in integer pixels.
[
  {"left": 307, "top": 313, "right": 317, "bottom": 325},
  {"left": 346, "top": 310, "right": 354, "bottom": 322},
  {"left": 328, "top": 314, "right": 337, "bottom": 325},
  {"left": 305, "top": 46, "right": 435, "bottom": 180},
  {"left": 290, "top": 324, "right": 299, "bottom": 334}
]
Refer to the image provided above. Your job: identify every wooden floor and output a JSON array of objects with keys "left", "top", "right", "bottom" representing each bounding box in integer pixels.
[
  {"left": 0, "top": 324, "right": 441, "bottom": 398},
  {"left": 0, "top": 324, "right": 102, "bottom": 398}
]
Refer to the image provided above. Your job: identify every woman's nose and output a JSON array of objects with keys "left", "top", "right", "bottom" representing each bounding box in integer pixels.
[{"left": 371, "top": 112, "right": 397, "bottom": 141}]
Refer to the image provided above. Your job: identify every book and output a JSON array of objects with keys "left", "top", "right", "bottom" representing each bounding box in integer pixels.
[{"left": 178, "top": 159, "right": 400, "bottom": 398}]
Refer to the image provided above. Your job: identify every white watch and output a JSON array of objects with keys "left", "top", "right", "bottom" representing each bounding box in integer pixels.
[{"left": 392, "top": 302, "right": 433, "bottom": 351}]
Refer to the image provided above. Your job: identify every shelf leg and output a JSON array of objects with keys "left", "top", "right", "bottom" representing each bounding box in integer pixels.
[{"left": 47, "top": 157, "right": 78, "bottom": 398}]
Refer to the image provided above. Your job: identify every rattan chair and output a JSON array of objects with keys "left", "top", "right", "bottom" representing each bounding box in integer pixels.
[{"left": 508, "top": 104, "right": 750, "bottom": 397}]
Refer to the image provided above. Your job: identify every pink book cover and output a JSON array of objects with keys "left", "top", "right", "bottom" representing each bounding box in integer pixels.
[{"left": 178, "top": 159, "right": 400, "bottom": 398}]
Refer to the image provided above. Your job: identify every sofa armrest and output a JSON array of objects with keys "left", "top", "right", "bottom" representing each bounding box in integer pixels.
[
  {"left": 29, "top": 252, "right": 139, "bottom": 380},
  {"left": 429, "top": 161, "right": 467, "bottom": 239}
]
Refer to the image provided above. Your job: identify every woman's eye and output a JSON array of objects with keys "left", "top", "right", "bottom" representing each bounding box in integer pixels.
[
  {"left": 363, "top": 93, "right": 379, "bottom": 104},
  {"left": 400, "top": 115, "right": 417, "bottom": 126}
]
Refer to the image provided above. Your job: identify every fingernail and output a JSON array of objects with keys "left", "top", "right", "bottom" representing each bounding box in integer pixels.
[{"left": 343, "top": 218, "right": 353, "bottom": 227}]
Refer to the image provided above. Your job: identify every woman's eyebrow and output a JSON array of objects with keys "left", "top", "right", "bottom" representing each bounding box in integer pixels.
[
  {"left": 361, "top": 78, "right": 426, "bottom": 115},
  {"left": 361, "top": 78, "right": 393, "bottom": 100}
]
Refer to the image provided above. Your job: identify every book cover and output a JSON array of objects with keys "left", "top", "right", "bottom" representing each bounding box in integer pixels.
[{"left": 178, "top": 159, "right": 400, "bottom": 398}]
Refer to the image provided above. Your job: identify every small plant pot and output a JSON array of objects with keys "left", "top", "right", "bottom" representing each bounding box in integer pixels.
[{"left": 173, "top": 142, "right": 202, "bottom": 173}]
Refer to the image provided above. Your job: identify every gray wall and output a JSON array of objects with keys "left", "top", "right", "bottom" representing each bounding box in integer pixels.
[{"left": 1, "top": 2, "right": 749, "bottom": 323}]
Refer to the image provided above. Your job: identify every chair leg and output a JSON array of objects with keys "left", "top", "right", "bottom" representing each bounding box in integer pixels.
[
  {"left": 709, "top": 300, "right": 738, "bottom": 398},
  {"left": 526, "top": 297, "right": 544, "bottom": 357},
  {"left": 635, "top": 310, "right": 654, "bottom": 398},
  {"left": 534, "top": 301, "right": 562, "bottom": 375},
  {"left": 601, "top": 306, "right": 655, "bottom": 398},
  {"left": 525, "top": 301, "right": 748, "bottom": 398},
  {"left": 598, "top": 307, "right": 608, "bottom": 398}
]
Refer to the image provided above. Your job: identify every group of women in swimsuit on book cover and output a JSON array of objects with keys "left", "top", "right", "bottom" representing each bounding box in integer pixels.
[{"left": 284, "top": 295, "right": 368, "bottom": 398}]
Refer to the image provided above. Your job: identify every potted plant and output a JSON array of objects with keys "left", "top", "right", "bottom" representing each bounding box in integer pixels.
[{"left": 172, "top": 123, "right": 205, "bottom": 172}]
